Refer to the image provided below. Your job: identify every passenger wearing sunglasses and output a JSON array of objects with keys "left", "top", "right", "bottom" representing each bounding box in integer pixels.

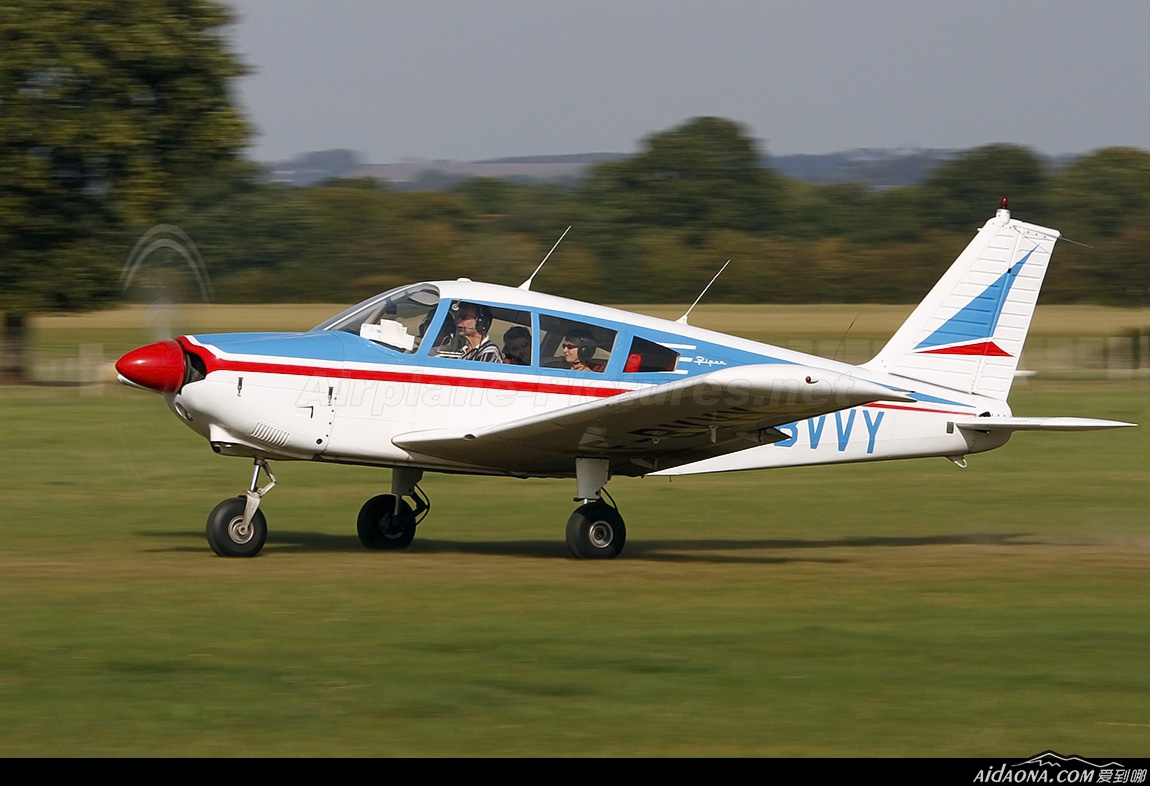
[{"left": 561, "top": 328, "right": 606, "bottom": 372}]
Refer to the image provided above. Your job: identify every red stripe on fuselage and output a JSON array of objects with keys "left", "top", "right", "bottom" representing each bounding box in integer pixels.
[
  {"left": 863, "top": 402, "right": 973, "bottom": 416},
  {"left": 177, "top": 336, "right": 627, "bottom": 399}
]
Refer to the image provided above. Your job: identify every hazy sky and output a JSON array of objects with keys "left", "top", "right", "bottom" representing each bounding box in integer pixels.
[{"left": 227, "top": 0, "right": 1150, "bottom": 163}]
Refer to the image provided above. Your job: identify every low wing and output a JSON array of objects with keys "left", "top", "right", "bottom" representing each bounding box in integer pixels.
[
  {"left": 954, "top": 416, "right": 1136, "bottom": 432},
  {"left": 393, "top": 364, "right": 911, "bottom": 476}
]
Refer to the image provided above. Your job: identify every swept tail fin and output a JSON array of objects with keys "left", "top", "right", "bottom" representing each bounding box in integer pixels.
[{"left": 863, "top": 204, "right": 1059, "bottom": 400}]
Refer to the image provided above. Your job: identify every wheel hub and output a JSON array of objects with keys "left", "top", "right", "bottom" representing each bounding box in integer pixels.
[
  {"left": 228, "top": 516, "right": 255, "bottom": 544},
  {"left": 588, "top": 521, "right": 614, "bottom": 548}
]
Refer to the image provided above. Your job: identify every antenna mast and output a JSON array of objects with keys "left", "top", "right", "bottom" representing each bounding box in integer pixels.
[
  {"left": 519, "top": 226, "right": 571, "bottom": 290},
  {"left": 676, "top": 260, "right": 730, "bottom": 325}
]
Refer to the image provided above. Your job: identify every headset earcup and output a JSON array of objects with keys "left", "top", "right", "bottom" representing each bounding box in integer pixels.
[{"left": 578, "top": 338, "right": 594, "bottom": 364}]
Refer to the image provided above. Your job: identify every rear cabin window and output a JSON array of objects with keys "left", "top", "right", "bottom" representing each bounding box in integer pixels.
[
  {"left": 623, "top": 336, "right": 680, "bottom": 373},
  {"left": 539, "top": 315, "right": 616, "bottom": 373}
]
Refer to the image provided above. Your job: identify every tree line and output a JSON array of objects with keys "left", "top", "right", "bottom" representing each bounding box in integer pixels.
[{"left": 159, "top": 125, "right": 1150, "bottom": 309}]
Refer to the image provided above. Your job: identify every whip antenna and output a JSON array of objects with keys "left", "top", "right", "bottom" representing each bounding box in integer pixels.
[
  {"left": 519, "top": 226, "right": 571, "bottom": 290},
  {"left": 677, "top": 260, "right": 730, "bottom": 325},
  {"left": 832, "top": 313, "right": 860, "bottom": 363}
]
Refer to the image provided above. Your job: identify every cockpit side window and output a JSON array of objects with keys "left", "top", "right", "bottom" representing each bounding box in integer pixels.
[
  {"left": 539, "top": 314, "right": 616, "bottom": 373},
  {"left": 428, "top": 302, "right": 531, "bottom": 365},
  {"left": 318, "top": 284, "right": 440, "bottom": 354}
]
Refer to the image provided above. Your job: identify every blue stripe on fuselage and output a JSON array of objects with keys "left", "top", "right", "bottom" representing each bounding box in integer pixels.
[{"left": 189, "top": 320, "right": 794, "bottom": 382}]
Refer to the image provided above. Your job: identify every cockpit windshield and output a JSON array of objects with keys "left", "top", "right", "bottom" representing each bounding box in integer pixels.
[{"left": 315, "top": 284, "right": 441, "bottom": 354}]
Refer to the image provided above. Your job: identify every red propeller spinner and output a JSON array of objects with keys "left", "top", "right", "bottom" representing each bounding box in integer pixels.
[{"left": 115, "top": 340, "right": 187, "bottom": 393}]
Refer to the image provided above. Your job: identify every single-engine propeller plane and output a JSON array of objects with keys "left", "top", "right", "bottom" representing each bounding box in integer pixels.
[{"left": 116, "top": 201, "right": 1134, "bottom": 558}]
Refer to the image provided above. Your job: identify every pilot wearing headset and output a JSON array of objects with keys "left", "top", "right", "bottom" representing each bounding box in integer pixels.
[
  {"left": 561, "top": 328, "right": 605, "bottom": 372},
  {"left": 452, "top": 302, "right": 503, "bottom": 363}
]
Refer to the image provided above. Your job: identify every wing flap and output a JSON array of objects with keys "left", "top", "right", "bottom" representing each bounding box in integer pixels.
[{"left": 393, "top": 364, "right": 911, "bottom": 475}]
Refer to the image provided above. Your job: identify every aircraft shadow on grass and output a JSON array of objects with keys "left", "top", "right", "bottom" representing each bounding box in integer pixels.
[{"left": 143, "top": 529, "right": 1036, "bottom": 564}]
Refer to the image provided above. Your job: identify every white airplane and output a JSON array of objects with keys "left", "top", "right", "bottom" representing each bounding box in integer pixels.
[{"left": 116, "top": 200, "right": 1134, "bottom": 558}]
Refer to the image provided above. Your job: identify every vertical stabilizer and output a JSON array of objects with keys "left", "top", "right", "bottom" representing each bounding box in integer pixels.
[{"left": 863, "top": 204, "right": 1059, "bottom": 400}]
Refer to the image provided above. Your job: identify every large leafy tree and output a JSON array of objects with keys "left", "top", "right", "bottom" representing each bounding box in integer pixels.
[
  {"left": 580, "top": 117, "right": 782, "bottom": 297},
  {"left": 0, "top": 0, "right": 249, "bottom": 378},
  {"left": 583, "top": 117, "right": 781, "bottom": 237},
  {"left": 1048, "top": 147, "right": 1150, "bottom": 238}
]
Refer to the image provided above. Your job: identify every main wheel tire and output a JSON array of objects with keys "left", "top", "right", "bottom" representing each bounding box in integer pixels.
[
  {"left": 357, "top": 494, "right": 417, "bottom": 549},
  {"left": 566, "top": 501, "right": 626, "bottom": 559},
  {"left": 206, "top": 496, "right": 268, "bottom": 557}
]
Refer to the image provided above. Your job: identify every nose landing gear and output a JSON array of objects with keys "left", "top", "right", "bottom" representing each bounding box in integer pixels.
[{"left": 206, "top": 458, "right": 276, "bottom": 557}]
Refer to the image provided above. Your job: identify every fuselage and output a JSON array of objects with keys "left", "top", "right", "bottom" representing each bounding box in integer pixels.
[{"left": 139, "top": 279, "right": 1010, "bottom": 478}]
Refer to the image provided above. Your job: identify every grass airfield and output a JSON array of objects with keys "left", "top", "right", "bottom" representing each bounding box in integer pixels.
[{"left": 1, "top": 308, "right": 1148, "bottom": 756}]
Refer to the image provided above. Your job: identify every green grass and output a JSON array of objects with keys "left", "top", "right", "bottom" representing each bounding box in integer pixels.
[{"left": 0, "top": 380, "right": 1147, "bottom": 756}]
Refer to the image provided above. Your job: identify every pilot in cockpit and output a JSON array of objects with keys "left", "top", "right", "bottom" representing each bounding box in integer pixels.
[{"left": 433, "top": 302, "right": 503, "bottom": 363}]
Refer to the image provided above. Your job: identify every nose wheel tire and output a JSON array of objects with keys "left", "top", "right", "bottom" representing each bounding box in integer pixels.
[
  {"left": 357, "top": 494, "right": 417, "bottom": 549},
  {"left": 206, "top": 496, "right": 268, "bottom": 557},
  {"left": 566, "top": 501, "right": 626, "bottom": 559}
]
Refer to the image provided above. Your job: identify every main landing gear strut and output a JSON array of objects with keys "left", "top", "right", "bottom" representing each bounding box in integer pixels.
[
  {"left": 356, "top": 467, "right": 429, "bottom": 550},
  {"left": 566, "top": 458, "right": 626, "bottom": 559}
]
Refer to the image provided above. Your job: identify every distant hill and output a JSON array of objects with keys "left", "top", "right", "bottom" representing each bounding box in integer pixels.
[
  {"left": 260, "top": 148, "right": 1076, "bottom": 190},
  {"left": 263, "top": 149, "right": 365, "bottom": 186},
  {"left": 769, "top": 148, "right": 959, "bottom": 188},
  {"left": 349, "top": 157, "right": 619, "bottom": 189}
]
